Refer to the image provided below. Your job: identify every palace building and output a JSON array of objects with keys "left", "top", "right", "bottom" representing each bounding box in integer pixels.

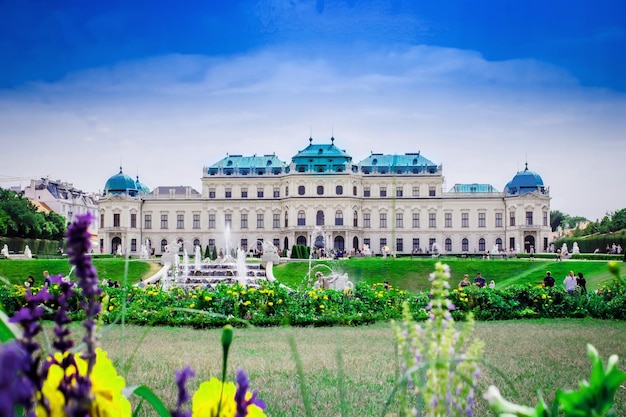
[{"left": 97, "top": 137, "right": 551, "bottom": 257}]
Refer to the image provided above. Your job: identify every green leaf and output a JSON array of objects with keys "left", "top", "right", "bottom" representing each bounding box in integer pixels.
[
  {"left": 125, "top": 385, "right": 171, "bottom": 417},
  {"left": 0, "top": 309, "right": 19, "bottom": 342}
]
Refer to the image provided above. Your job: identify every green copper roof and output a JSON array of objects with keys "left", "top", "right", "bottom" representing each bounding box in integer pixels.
[
  {"left": 291, "top": 137, "right": 353, "bottom": 173},
  {"left": 357, "top": 152, "right": 439, "bottom": 174},
  {"left": 104, "top": 167, "right": 140, "bottom": 196},
  {"left": 207, "top": 154, "right": 287, "bottom": 176},
  {"left": 448, "top": 183, "right": 499, "bottom": 193}
]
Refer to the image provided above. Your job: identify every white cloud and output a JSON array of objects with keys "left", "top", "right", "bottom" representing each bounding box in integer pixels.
[{"left": 0, "top": 44, "right": 624, "bottom": 220}]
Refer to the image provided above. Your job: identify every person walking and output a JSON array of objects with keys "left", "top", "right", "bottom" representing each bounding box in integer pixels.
[
  {"left": 577, "top": 272, "right": 587, "bottom": 295},
  {"left": 563, "top": 271, "right": 577, "bottom": 295}
]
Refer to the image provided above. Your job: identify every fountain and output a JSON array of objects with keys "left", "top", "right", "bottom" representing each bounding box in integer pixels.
[
  {"left": 430, "top": 242, "right": 440, "bottom": 257},
  {"left": 194, "top": 245, "right": 202, "bottom": 270},
  {"left": 140, "top": 244, "right": 149, "bottom": 259}
]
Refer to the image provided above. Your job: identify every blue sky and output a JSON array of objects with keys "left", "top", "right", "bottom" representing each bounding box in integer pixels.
[{"left": 1, "top": 0, "right": 625, "bottom": 221}]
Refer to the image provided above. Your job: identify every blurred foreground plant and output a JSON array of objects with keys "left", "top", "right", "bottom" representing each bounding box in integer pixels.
[
  {"left": 392, "top": 262, "right": 484, "bottom": 416},
  {"left": 0, "top": 213, "right": 266, "bottom": 417}
]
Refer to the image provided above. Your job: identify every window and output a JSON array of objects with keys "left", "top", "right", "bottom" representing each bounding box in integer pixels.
[
  {"left": 478, "top": 238, "right": 486, "bottom": 252},
  {"left": 396, "top": 187, "right": 403, "bottom": 197},
  {"left": 177, "top": 214, "right": 184, "bottom": 229},
  {"left": 462, "top": 212, "right": 469, "bottom": 228},
  {"left": 161, "top": 214, "right": 168, "bottom": 229},
  {"left": 364, "top": 187, "right": 371, "bottom": 197},
  {"left": 412, "top": 238, "right": 420, "bottom": 251},
  {"left": 241, "top": 188, "right": 248, "bottom": 198},
  {"left": 208, "top": 239, "right": 215, "bottom": 253},
  {"left": 364, "top": 238, "right": 371, "bottom": 248},
  {"left": 429, "top": 213, "right": 436, "bottom": 228},
  {"left": 161, "top": 239, "right": 167, "bottom": 253},
  {"left": 445, "top": 213, "right": 452, "bottom": 228},
  {"left": 380, "top": 238, "right": 387, "bottom": 251},
  {"left": 225, "top": 214, "right": 232, "bottom": 227},
  {"left": 509, "top": 237, "right": 515, "bottom": 251},
  {"left": 353, "top": 211, "right": 358, "bottom": 227},
  {"left": 273, "top": 238, "right": 280, "bottom": 249},
  {"left": 131, "top": 238, "right": 137, "bottom": 252},
  {"left": 462, "top": 238, "right": 469, "bottom": 252},
  {"left": 396, "top": 213, "right": 403, "bottom": 228},
  {"left": 335, "top": 210, "right": 343, "bottom": 226},
  {"left": 100, "top": 213, "right": 104, "bottom": 228},
  {"left": 241, "top": 213, "right": 248, "bottom": 229},
  {"left": 429, "top": 186, "right": 436, "bottom": 197},
  {"left": 429, "top": 238, "right": 436, "bottom": 251},
  {"left": 412, "top": 186, "right": 419, "bottom": 197},
  {"left": 478, "top": 212, "right": 486, "bottom": 228},
  {"left": 526, "top": 211, "right": 534, "bottom": 225},
  {"left": 297, "top": 210, "right": 306, "bottom": 226},
  {"left": 364, "top": 213, "right": 371, "bottom": 228},
  {"left": 113, "top": 213, "right": 120, "bottom": 227},
  {"left": 317, "top": 185, "right": 324, "bottom": 195},
  {"left": 257, "top": 213, "right": 264, "bottom": 229},
  {"left": 225, "top": 188, "right": 232, "bottom": 198},
  {"left": 543, "top": 211, "right": 548, "bottom": 227},
  {"left": 316, "top": 210, "right": 325, "bottom": 226},
  {"left": 193, "top": 214, "right": 200, "bottom": 229},
  {"left": 496, "top": 238, "right": 503, "bottom": 252},
  {"left": 298, "top": 185, "right": 305, "bottom": 195},
  {"left": 273, "top": 213, "right": 280, "bottom": 228},
  {"left": 273, "top": 187, "right": 280, "bottom": 198},
  {"left": 495, "top": 213, "right": 503, "bottom": 228},
  {"left": 257, "top": 188, "right": 264, "bottom": 198},
  {"left": 240, "top": 239, "right": 248, "bottom": 251},
  {"left": 509, "top": 212, "right": 516, "bottom": 226},
  {"left": 397, "top": 238, "right": 403, "bottom": 252},
  {"left": 445, "top": 238, "right": 452, "bottom": 252},
  {"left": 130, "top": 213, "right": 136, "bottom": 228},
  {"left": 353, "top": 186, "right": 357, "bottom": 196},
  {"left": 412, "top": 213, "right": 420, "bottom": 228},
  {"left": 209, "top": 188, "right": 216, "bottom": 198},
  {"left": 380, "top": 187, "right": 387, "bottom": 197},
  {"left": 285, "top": 186, "right": 289, "bottom": 196},
  {"left": 144, "top": 214, "right": 152, "bottom": 229},
  {"left": 285, "top": 211, "right": 288, "bottom": 227},
  {"left": 380, "top": 213, "right": 387, "bottom": 228},
  {"left": 336, "top": 185, "right": 343, "bottom": 195},
  {"left": 208, "top": 214, "right": 216, "bottom": 229}
]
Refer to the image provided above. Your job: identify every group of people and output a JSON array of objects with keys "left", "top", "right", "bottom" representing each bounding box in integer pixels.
[
  {"left": 458, "top": 272, "right": 495, "bottom": 289},
  {"left": 543, "top": 270, "right": 587, "bottom": 294},
  {"left": 24, "top": 270, "right": 52, "bottom": 288}
]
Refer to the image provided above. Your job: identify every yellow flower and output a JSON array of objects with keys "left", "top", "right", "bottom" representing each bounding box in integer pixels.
[
  {"left": 319, "top": 304, "right": 325, "bottom": 309},
  {"left": 108, "top": 305, "right": 114, "bottom": 311},
  {"left": 244, "top": 301, "right": 251, "bottom": 306},
  {"left": 189, "top": 303, "right": 195, "bottom": 309},
  {"left": 205, "top": 296, "right": 212, "bottom": 301},
  {"left": 277, "top": 299, "right": 283, "bottom": 304},
  {"left": 541, "top": 294, "right": 546, "bottom": 299},
  {"left": 323, "top": 295, "right": 328, "bottom": 300},
  {"left": 192, "top": 378, "right": 266, "bottom": 417},
  {"left": 37, "top": 348, "right": 131, "bottom": 417},
  {"left": 268, "top": 302, "right": 273, "bottom": 307}
]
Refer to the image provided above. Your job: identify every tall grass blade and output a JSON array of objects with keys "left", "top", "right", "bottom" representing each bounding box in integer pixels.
[
  {"left": 125, "top": 385, "right": 170, "bottom": 417},
  {"left": 0, "top": 309, "right": 18, "bottom": 342},
  {"left": 287, "top": 332, "right": 313, "bottom": 417}
]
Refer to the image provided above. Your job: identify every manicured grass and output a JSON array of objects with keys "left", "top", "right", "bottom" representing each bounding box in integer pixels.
[
  {"left": 0, "top": 258, "right": 155, "bottom": 285},
  {"left": 273, "top": 257, "right": 617, "bottom": 293},
  {"left": 84, "top": 319, "right": 626, "bottom": 417}
]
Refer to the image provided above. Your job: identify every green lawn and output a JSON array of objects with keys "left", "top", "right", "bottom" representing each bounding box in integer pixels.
[
  {"left": 272, "top": 256, "right": 617, "bottom": 293},
  {"left": 88, "top": 319, "right": 626, "bottom": 417}
]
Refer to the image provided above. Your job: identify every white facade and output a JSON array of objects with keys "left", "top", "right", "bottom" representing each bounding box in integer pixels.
[
  {"left": 23, "top": 178, "right": 99, "bottom": 230},
  {"left": 98, "top": 140, "right": 551, "bottom": 256}
]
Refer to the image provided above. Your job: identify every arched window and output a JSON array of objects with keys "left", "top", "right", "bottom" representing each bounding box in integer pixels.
[
  {"left": 479, "top": 238, "right": 486, "bottom": 252},
  {"left": 161, "top": 239, "right": 168, "bottom": 253},
  {"left": 353, "top": 211, "right": 358, "bottom": 227},
  {"left": 316, "top": 210, "right": 325, "bottom": 226},
  {"left": 297, "top": 210, "right": 306, "bottom": 226},
  {"left": 334, "top": 236, "right": 345, "bottom": 251},
  {"left": 445, "top": 238, "right": 452, "bottom": 252},
  {"left": 336, "top": 185, "right": 343, "bottom": 195},
  {"left": 496, "top": 238, "right": 503, "bottom": 252},
  {"left": 193, "top": 239, "right": 200, "bottom": 248},
  {"left": 317, "top": 185, "right": 324, "bottom": 195},
  {"left": 177, "top": 239, "right": 184, "bottom": 253},
  {"left": 335, "top": 210, "right": 343, "bottom": 226},
  {"left": 296, "top": 235, "right": 307, "bottom": 246},
  {"left": 462, "top": 238, "right": 469, "bottom": 252},
  {"left": 353, "top": 186, "right": 357, "bottom": 196},
  {"left": 298, "top": 185, "right": 305, "bottom": 195},
  {"left": 353, "top": 236, "right": 359, "bottom": 250},
  {"left": 284, "top": 211, "right": 288, "bottom": 227}
]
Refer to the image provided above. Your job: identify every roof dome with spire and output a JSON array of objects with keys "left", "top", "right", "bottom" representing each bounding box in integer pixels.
[
  {"left": 135, "top": 176, "right": 150, "bottom": 195},
  {"left": 505, "top": 163, "right": 546, "bottom": 195},
  {"left": 103, "top": 167, "right": 140, "bottom": 196}
]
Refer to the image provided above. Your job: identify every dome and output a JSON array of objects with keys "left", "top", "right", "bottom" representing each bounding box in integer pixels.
[
  {"left": 505, "top": 163, "right": 546, "bottom": 195},
  {"left": 135, "top": 176, "right": 150, "bottom": 195},
  {"left": 104, "top": 167, "right": 140, "bottom": 196}
]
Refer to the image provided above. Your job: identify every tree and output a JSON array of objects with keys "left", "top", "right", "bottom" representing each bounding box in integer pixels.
[{"left": 550, "top": 210, "right": 566, "bottom": 231}]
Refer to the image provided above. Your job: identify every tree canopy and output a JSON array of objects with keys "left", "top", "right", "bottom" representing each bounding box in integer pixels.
[{"left": 0, "top": 188, "right": 66, "bottom": 239}]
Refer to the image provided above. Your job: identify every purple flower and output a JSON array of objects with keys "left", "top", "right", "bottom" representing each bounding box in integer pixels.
[
  {"left": 0, "top": 341, "right": 35, "bottom": 415},
  {"left": 235, "top": 368, "right": 266, "bottom": 417},
  {"left": 171, "top": 366, "right": 195, "bottom": 417}
]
